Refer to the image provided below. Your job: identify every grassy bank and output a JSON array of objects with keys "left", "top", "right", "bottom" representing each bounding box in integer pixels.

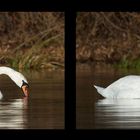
[
  {"left": 0, "top": 42, "right": 64, "bottom": 70},
  {"left": 116, "top": 58, "right": 140, "bottom": 69}
]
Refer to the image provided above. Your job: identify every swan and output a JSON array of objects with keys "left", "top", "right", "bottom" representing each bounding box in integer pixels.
[
  {"left": 0, "top": 66, "right": 29, "bottom": 98},
  {"left": 94, "top": 75, "right": 140, "bottom": 98}
]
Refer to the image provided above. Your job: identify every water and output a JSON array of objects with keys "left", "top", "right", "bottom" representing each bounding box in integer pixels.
[
  {"left": 0, "top": 69, "right": 64, "bottom": 129},
  {"left": 76, "top": 63, "right": 140, "bottom": 129}
]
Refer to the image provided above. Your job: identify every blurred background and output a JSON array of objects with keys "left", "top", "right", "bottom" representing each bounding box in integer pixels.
[
  {"left": 76, "top": 12, "right": 140, "bottom": 68},
  {"left": 0, "top": 12, "right": 64, "bottom": 70}
]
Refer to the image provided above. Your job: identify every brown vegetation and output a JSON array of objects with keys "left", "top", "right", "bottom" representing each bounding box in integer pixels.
[
  {"left": 0, "top": 12, "right": 64, "bottom": 70},
  {"left": 76, "top": 12, "right": 140, "bottom": 67}
]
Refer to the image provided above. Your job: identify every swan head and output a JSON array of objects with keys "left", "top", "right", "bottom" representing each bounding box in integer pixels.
[
  {"left": 0, "top": 66, "right": 30, "bottom": 97},
  {"left": 8, "top": 71, "right": 29, "bottom": 97},
  {"left": 21, "top": 80, "right": 29, "bottom": 97}
]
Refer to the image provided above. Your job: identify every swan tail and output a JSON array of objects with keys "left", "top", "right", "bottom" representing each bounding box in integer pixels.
[{"left": 94, "top": 85, "right": 105, "bottom": 97}]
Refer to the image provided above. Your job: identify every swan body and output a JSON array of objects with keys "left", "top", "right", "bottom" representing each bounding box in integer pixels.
[
  {"left": 94, "top": 75, "right": 140, "bottom": 98},
  {"left": 0, "top": 66, "right": 29, "bottom": 97}
]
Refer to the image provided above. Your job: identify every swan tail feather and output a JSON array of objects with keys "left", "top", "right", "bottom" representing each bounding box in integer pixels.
[{"left": 94, "top": 85, "right": 105, "bottom": 97}]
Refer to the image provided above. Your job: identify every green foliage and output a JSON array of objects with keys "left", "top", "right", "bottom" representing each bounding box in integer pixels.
[{"left": 116, "top": 58, "right": 140, "bottom": 69}]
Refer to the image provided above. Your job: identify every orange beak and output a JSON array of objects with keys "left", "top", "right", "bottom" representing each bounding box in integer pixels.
[{"left": 22, "top": 85, "right": 29, "bottom": 97}]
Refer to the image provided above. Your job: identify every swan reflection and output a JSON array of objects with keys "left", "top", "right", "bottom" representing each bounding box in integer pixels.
[
  {"left": 0, "top": 97, "right": 28, "bottom": 129},
  {"left": 95, "top": 98, "right": 140, "bottom": 128},
  {"left": 97, "top": 98, "right": 140, "bottom": 106}
]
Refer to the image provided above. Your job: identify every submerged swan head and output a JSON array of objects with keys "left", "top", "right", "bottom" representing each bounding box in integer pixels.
[
  {"left": 21, "top": 80, "right": 29, "bottom": 97},
  {"left": 0, "top": 66, "right": 29, "bottom": 97}
]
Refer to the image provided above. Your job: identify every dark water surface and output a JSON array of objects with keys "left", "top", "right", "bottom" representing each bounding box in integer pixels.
[
  {"left": 0, "top": 69, "right": 64, "bottom": 129},
  {"left": 76, "top": 63, "right": 140, "bottom": 129}
]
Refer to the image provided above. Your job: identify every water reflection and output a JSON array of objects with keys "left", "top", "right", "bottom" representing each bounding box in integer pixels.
[
  {"left": 0, "top": 97, "right": 28, "bottom": 129},
  {"left": 95, "top": 98, "right": 140, "bottom": 129}
]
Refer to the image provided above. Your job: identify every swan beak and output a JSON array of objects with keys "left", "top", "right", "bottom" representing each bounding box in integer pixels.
[{"left": 22, "top": 85, "right": 29, "bottom": 97}]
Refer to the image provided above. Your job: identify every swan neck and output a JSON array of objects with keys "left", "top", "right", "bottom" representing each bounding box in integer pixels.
[{"left": 0, "top": 67, "right": 12, "bottom": 76}]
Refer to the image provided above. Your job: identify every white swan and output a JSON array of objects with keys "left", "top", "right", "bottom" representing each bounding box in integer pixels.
[
  {"left": 94, "top": 75, "right": 140, "bottom": 98},
  {"left": 0, "top": 66, "right": 29, "bottom": 98}
]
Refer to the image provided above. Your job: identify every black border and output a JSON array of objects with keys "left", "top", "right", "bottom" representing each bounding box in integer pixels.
[{"left": 65, "top": 11, "right": 76, "bottom": 131}]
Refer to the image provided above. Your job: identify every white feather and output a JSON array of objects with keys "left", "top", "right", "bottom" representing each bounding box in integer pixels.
[
  {"left": 94, "top": 75, "right": 140, "bottom": 98},
  {"left": 0, "top": 66, "right": 28, "bottom": 88},
  {"left": 0, "top": 66, "right": 28, "bottom": 98}
]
